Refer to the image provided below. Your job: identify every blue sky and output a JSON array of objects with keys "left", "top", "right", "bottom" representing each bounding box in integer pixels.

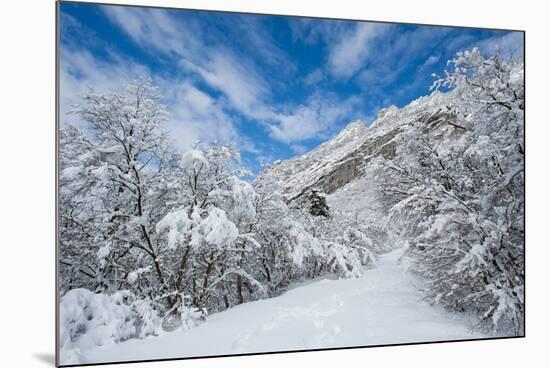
[{"left": 59, "top": 2, "right": 523, "bottom": 173}]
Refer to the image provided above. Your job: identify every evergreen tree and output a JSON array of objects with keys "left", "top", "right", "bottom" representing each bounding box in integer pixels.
[{"left": 308, "top": 188, "right": 330, "bottom": 217}]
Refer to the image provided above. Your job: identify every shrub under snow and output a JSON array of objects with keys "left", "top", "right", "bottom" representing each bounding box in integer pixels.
[{"left": 59, "top": 289, "right": 162, "bottom": 364}]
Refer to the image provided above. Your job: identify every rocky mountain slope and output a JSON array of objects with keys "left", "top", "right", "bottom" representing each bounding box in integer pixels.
[{"left": 262, "top": 89, "right": 460, "bottom": 207}]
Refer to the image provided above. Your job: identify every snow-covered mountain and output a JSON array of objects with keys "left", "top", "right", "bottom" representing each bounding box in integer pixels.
[{"left": 262, "top": 89, "right": 458, "bottom": 207}]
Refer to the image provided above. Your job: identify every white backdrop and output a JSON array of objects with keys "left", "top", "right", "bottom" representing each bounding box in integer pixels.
[{"left": 0, "top": 0, "right": 546, "bottom": 367}]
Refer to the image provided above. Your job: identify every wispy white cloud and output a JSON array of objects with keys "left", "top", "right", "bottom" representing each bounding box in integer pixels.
[
  {"left": 80, "top": 6, "right": 490, "bottom": 149},
  {"left": 289, "top": 18, "right": 347, "bottom": 45},
  {"left": 328, "top": 23, "right": 390, "bottom": 79},
  {"left": 269, "top": 93, "right": 360, "bottom": 143},
  {"left": 180, "top": 50, "right": 271, "bottom": 120},
  {"left": 102, "top": 6, "right": 199, "bottom": 59},
  {"left": 303, "top": 68, "right": 325, "bottom": 86},
  {"left": 233, "top": 17, "right": 296, "bottom": 74},
  {"left": 290, "top": 144, "right": 308, "bottom": 154},
  {"left": 101, "top": 5, "right": 362, "bottom": 144},
  {"left": 160, "top": 81, "right": 241, "bottom": 153},
  {"left": 473, "top": 31, "right": 524, "bottom": 59},
  {"left": 423, "top": 54, "right": 440, "bottom": 67},
  {"left": 103, "top": 6, "right": 270, "bottom": 120},
  {"left": 60, "top": 15, "right": 245, "bottom": 154},
  {"left": 59, "top": 47, "right": 150, "bottom": 129},
  {"left": 102, "top": 7, "right": 273, "bottom": 120},
  {"left": 295, "top": 21, "right": 446, "bottom": 90},
  {"left": 347, "top": 27, "right": 454, "bottom": 107}
]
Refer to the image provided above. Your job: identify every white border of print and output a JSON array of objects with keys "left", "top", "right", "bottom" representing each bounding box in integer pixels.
[{"left": 1, "top": 0, "right": 547, "bottom": 367}]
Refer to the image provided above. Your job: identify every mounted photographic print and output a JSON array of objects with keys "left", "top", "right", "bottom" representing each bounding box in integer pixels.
[{"left": 56, "top": 1, "right": 525, "bottom": 366}]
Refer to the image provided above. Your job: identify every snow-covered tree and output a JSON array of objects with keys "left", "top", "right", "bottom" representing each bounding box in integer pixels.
[
  {"left": 154, "top": 145, "right": 265, "bottom": 316},
  {"left": 60, "top": 78, "right": 177, "bottom": 296},
  {"left": 376, "top": 48, "right": 524, "bottom": 334},
  {"left": 251, "top": 173, "right": 322, "bottom": 295},
  {"left": 59, "top": 74, "right": 387, "bottom": 335}
]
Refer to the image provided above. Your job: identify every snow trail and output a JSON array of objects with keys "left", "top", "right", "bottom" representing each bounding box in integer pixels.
[{"left": 83, "top": 248, "right": 484, "bottom": 364}]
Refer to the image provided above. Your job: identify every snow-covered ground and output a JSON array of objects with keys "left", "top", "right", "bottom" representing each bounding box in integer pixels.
[{"left": 80, "top": 248, "right": 485, "bottom": 364}]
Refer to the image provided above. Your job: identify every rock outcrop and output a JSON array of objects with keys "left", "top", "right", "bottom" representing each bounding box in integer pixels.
[{"left": 260, "top": 90, "right": 459, "bottom": 207}]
